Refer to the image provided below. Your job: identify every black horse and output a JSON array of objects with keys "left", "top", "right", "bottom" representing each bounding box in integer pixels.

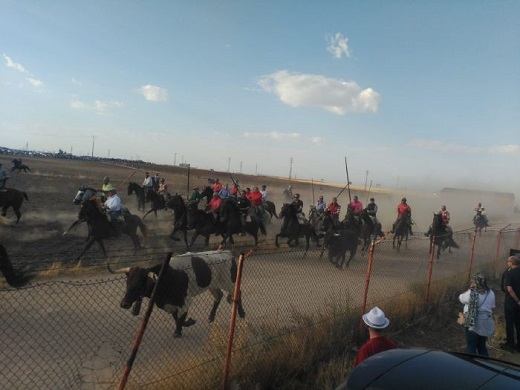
[
  {"left": 473, "top": 214, "right": 488, "bottom": 236},
  {"left": 219, "top": 199, "right": 265, "bottom": 246},
  {"left": 263, "top": 200, "right": 278, "bottom": 220},
  {"left": 275, "top": 203, "right": 320, "bottom": 253},
  {"left": 320, "top": 228, "right": 359, "bottom": 269},
  {"left": 167, "top": 194, "right": 219, "bottom": 250},
  {"left": 127, "top": 182, "right": 146, "bottom": 212},
  {"left": 0, "top": 244, "right": 34, "bottom": 287},
  {"left": 72, "top": 199, "right": 147, "bottom": 261},
  {"left": 142, "top": 189, "right": 169, "bottom": 219},
  {"left": 430, "top": 212, "right": 459, "bottom": 259},
  {"left": 0, "top": 188, "right": 28, "bottom": 224},
  {"left": 392, "top": 211, "right": 411, "bottom": 251},
  {"left": 11, "top": 159, "right": 30, "bottom": 173},
  {"left": 358, "top": 209, "right": 384, "bottom": 252}
]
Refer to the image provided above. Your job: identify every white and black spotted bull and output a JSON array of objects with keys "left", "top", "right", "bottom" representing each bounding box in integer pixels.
[{"left": 111, "top": 250, "right": 245, "bottom": 338}]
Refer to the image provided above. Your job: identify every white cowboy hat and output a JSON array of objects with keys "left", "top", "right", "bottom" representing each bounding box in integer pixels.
[{"left": 362, "top": 306, "right": 390, "bottom": 329}]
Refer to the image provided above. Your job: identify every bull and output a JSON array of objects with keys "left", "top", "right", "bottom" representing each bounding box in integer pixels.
[
  {"left": 111, "top": 250, "right": 246, "bottom": 338},
  {"left": 320, "top": 229, "right": 359, "bottom": 269}
]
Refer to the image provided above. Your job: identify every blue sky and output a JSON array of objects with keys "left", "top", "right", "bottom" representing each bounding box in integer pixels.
[{"left": 1, "top": 1, "right": 519, "bottom": 197}]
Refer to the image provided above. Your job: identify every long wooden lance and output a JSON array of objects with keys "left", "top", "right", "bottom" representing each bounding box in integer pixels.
[
  {"left": 345, "top": 156, "right": 352, "bottom": 202},
  {"left": 187, "top": 164, "right": 191, "bottom": 200},
  {"left": 311, "top": 178, "right": 315, "bottom": 205}
]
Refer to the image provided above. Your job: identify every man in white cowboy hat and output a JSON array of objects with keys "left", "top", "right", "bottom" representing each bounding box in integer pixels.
[{"left": 354, "top": 306, "right": 397, "bottom": 367}]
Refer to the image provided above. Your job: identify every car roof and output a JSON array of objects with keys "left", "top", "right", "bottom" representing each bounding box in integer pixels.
[{"left": 338, "top": 348, "right": 520, "bottom": 390}]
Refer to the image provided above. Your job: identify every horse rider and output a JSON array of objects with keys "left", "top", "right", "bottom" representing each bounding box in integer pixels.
[
  {"left": 474, "top": 202, "right": 489, "bottom": 226},
  {"left": 392, "top": 197, "right": 413, "bottom": 235},
  {"left": 425, "top": 205, "right": 451, "bottom": 237},
  {"left": 143, "top": 172, "right": 154, "bottom": 201},
  {"left": 315, "top": 195, "right": 327, "bottom": 214},
  {"left": 247, "top": 186, "right": 264, "bottom": 218},
  {"left": 366, "top": 197, "right": 384, "bottom": 238},
  {"left": 292, "top": 193, "right": 307, "bottom": 224},
  {"left": 153, "top": 172, "right": 160, "bottom": 191},
  {"left": 187, "top": 187, "right": 203, "bottom": 229},
  {"left": 100, "top": 176, "right": 114, "bottom": 201},
  {"left": 260, "top": 185, "right": 268, "bottom": 202},
  {"left": 212, "top": 178, "right": 222, "bottom": 194},
  {"left": 0, "top": 162, "right": 9, "bottom": 191},
  {"left": 327, "top": 197, "right": 342, "bottom": 228},
  {"left": 205, "top": 192, "right": 222, "bottom": 222},
  {"left": 348, "top": 195, "right": 364, "bottom": 225},
  {"left": 231, "top": 183, "right": 240, "bottom": 199},
  {"left": 158, "top": 178, "right": 170, "bottom": 204},
  {"left": 218, "top": 183, "right": 231, "bottom": 199},
  {"left": 237, "top": 190, "right": 251, "bottom": 236},
  {"left": 283, "top": 185, "right": 293, "bottom": 204},
  {"left": 103, "top": 188, "right": 123, "bottom": 227}
]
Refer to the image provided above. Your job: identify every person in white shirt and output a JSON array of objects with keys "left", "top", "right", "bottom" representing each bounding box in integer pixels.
[
  {"left": 260, "top": 185, "right": 268, "bottom": 202},
  {"left": 104, "top": 188, "right": 122, "bottom": 224},
  {"left": 142, "top": 172, "right": 153, "bottom": 201}
]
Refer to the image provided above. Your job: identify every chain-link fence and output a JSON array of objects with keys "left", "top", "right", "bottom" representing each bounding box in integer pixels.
[{"left": 1, "top": 224, "right": 519, "bottom": 389}]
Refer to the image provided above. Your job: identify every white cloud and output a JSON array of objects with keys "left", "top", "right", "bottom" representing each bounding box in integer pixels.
[
  {"left": 71, "top": 78, "right": 82, "bottom": 86},
  {"left": 26, "top": 77, "right": 43, "bottom": 88},
  {"left": 70, "top": 99, "right": 123, "bottom": 115},
  {"left": 310, "top": 136, "right": 323, "bottom": 145},
  {"left": 257, "top": 70, "right": 380, "bottom": 115},
  {"left": 326, "top": 33, "right": 351, "bottom": 59},
  {"left": 489, "top": 145, "right": 519, "bottom": 154},
  {"left": 409, "top": 139, "right": 520, "bottom": 154},
  {"left": 3, "top": 54, "right": 28, "bottom": 73},
  {"left": 243, "top": 131, "right": 301, "bottom": 141},
  {"left": 138, "top": 85, "right": 169, "bottom": 102}
]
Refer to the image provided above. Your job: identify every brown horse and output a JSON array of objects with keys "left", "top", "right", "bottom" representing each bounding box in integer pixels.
[{"left": 0, "top": 188, "right": 28, "bottom": 224}]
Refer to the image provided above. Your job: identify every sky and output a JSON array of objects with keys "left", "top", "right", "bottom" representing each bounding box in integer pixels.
[{"left": 1, "top": 1, "right": 520, "bottom": 198}]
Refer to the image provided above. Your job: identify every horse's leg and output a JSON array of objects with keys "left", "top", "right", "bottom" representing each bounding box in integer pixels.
[
  {"left": 13, "top": 208, "right": 21, "bottom": 224},
  {"left": 142, "top": 208, "right": 154, "bottom": 219},
  {"left": 275, "top": 234, "right": 280, "bottom": 247},
  {"left": 75, "top": 237, "right": 98, "bottom": 261}
]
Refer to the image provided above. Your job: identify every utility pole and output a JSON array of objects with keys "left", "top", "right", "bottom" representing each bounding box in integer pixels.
[
  {"left": 364, "top": 170, "right": 369, "bottom": 192},
  {"left": 239, "top": 161, "right": 243, "bottom": 173},
  {"left": 173, "top": 153, "right": 177, "bottom": 166},
  {"left": 289, "top": 157, "right": 293, "bottom": 179},
  {"left": 91, "top": 136, "right": 96, "bottom": 158}
]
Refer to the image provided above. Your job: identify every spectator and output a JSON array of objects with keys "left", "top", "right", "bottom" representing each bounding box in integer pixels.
[
  {"left": 459, "top": 273, "right": 495, "bottom": 356},
  {"left": 501, "top": 256, "right": 520, "bottom": 352},
  {"left": 354, "top": 307, "right": 397, "bottom": 367}
]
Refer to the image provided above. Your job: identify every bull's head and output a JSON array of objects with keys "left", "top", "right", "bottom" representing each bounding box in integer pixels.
[{"left": 110, "top": 266, "right": 157, "bottom": 315}]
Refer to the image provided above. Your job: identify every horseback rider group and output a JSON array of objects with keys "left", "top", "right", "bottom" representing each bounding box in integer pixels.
[{"left": 474, "top": 202, "right": 489, "bottom": 226}]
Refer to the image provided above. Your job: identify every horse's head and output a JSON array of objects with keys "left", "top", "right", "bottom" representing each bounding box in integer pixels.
[{"left": 73, "top": 186, "right": 96, "bottom": 205}]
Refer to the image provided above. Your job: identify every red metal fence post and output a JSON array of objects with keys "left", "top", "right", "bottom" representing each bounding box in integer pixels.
[
  {"left": 425, "top": 236, "right": 436, "bottom": 305},
  {"left": 117, "top": 252, "right": 172, "bottom": 390},
  {"left": 221, "top": 253, "right": 245, "bottom": 390}
]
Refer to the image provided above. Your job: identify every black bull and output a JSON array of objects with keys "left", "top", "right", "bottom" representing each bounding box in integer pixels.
[{"left": 111, "top": 250, "right": 245, "bottom": 338}]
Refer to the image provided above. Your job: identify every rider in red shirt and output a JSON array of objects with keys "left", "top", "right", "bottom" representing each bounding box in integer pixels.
[
  {"left": 393, "top": 197, "right": 413, "bottom": 235},
  {"left": 212, "top": 179, "right": 222, "bottom": 193},
  {"left": 248, "top": 186, "right": 263, "bottom": 207},
  {"left": 327, "top": 197, "right": 342, "bottom": 228},
  {"left": 206, "top": 192, "right": 222, "bottom": 221},
  {"left": 348, "top": 195, "right": 363, "bottom": 215}
]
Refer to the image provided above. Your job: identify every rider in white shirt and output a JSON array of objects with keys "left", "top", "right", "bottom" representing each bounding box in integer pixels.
[{"left": 104, "top": 188, "right": 122, "bottom": 224}]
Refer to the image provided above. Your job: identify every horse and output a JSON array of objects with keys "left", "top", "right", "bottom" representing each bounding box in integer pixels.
[
  {"left": 358, "top": 209, "right": 375, "bottom": 252},
  {"left": 11, "top": 159, "right": 30, "bottom": 173},
  {"left": 218, "top": 199, "right": 266, "bottom": 246},
  {"left": 142, "top": 189, "right": 169, "bottom": 219},
  {"left": 72, "top": 199, "right": 147, "bottom": 261},
  {"left": 127, "top": 182, "right": 146, "bottom": 212},
  {"left": 430, "top": 212, "right": 459, "bottom": 259},
  {"left": 0, "top": 188, "right": 28, "bottom": 224},
  {"left": 392, "top": 211, "right": 411, "bottom": 251},
  {"left": 263, "top": 200, "right": 278, "bottom": 220},
  {"left": 0, "top": 244, "right": 34, "bottom": 287},
  {"left": 473, "top": 214, "right": 488, "bottom": 236},
  {"left": 275, "top": 203, "right": 320, "bottom": 253},
  {"left": 320, "top": 228, "right": 359, "bottom": 269},
  {"left": 167, "top": 194, "right": 220, "bottom": 250}
]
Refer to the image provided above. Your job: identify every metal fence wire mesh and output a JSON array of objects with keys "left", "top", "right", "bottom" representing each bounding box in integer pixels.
[{"left": 1, "top": 225, "right": 519, "bottom": 389}]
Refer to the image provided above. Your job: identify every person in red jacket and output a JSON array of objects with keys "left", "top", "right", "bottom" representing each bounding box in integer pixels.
[
  {"left": 247, "top": 186, "right": 265, "bottom": 219},
  {"left": 392, "top": 197, "right": 413, "bottom": 235},
  {"left": 354, "top": 306, "right": 397, "bottom": 367},
  {"left": 206, "top": 192, "right": 222, "bottom": 222}
]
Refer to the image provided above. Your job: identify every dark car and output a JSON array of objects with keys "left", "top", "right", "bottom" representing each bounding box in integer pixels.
[{"left": 338, "top": 348, "right": 520, "bottom": 390}]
